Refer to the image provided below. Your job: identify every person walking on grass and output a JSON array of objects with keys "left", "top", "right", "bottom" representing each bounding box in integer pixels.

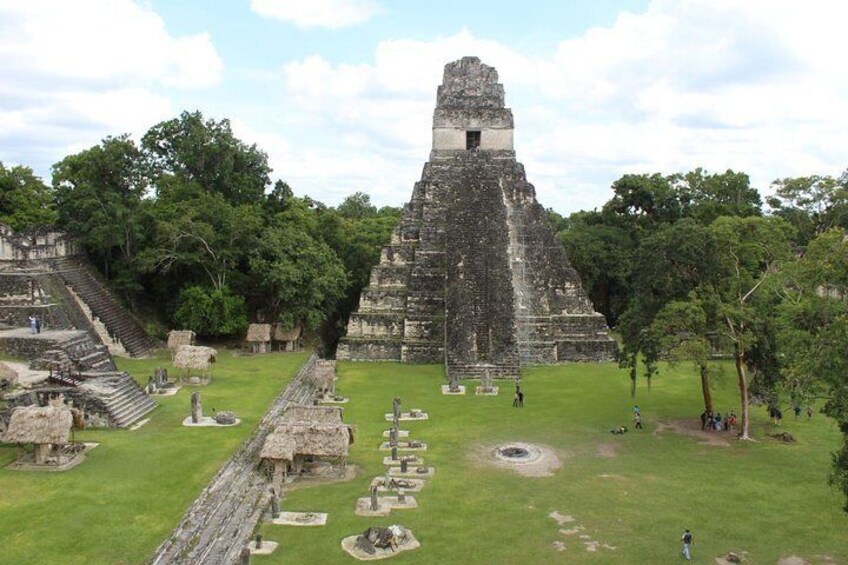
[
  {"left": 634, "top": 411, "right": 643, "bottom": 429},
  {"left": 517, "top": 390, "right": 524, "bottom": 407},
  {"left": 681, "top": 529, "right": 693, "bottom": 560}
]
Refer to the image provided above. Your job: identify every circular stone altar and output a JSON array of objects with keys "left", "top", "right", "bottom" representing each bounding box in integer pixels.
[{"left": 493, "top": 443, "right": 542, "bottom": 464}]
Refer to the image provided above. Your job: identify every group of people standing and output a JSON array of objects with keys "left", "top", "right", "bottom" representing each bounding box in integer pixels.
[
  {"left": 700, "top": 410, "right": 736, "bottom": 432},
  {"left": 27, "top": 314, "right": 42, "bottom": 334}
]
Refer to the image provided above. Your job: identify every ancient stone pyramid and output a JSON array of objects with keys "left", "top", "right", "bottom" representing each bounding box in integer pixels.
[{"left": 337, "top": 57, "right": 617, "bottom": 378}]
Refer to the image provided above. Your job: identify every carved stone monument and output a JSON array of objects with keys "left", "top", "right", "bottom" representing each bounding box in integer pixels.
[
  {"left": 337, "top": 56, "right": 617, "bottom": 378},
  {"left": 369, "top": 484, "right": 379, "bottom": 511},
  {"left": 270, "top": 488, "right": 280, "bottom": 519},
  {"left": 191, "top": 392, "right": 202, "bottom": 424}
]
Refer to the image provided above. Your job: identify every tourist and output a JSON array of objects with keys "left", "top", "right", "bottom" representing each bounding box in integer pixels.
[
  {"left": 714, "top": 413, "right": 722, "bottom": 431},
  {"left": 793, "top": 404, "right": 802, "bottom": 419},
  {"left": 634, "top": 411, "right": 643, "bottom": 429},
  {"left": 681, "top": 529, "right": 693, "bottom": 560},
  {"left": 35, "top": 316, "right": 41, "bottom": 333},
  {"left": 700, "top": 410, "right": 708, "bottom": 430},
  {"left": 517, "top": 390, "right": 524, "bottom": 407},
  {"left": 513, "top": 391, "right": 519, "bottom": 408},
  {"left": 728, "top": 411, "right": 737, "bottom": 432},
  {"left": 28, "top": 314, "right": 37, "bottom": 334},
  {"left": 633, "top": 404, "right": 640, "bottom": 416},
  {"left": 807, "top": 406, "right": 814, "bottom": 420}
]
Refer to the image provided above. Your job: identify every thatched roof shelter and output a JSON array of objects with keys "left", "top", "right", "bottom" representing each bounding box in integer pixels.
[
  {"left": 273, "top": 324, "right": 302, "bottom": 342},
  {"left": 282, "top": 404, "right": 343, "bottom": 424},
  {"left": 246, "top": 323, "right": 272, "bottom": 343},
  {"left": 3, "top": 405, "right": 72, "bottom": 445},
  {"left": 173, "top": 345, "right": 217, "bottom": 370},
  {"left": 167, "top": 330, "right": 196, "bottom": 350},
  {"left": 260, "top": 422, "right": 353, "bottom": 461}
]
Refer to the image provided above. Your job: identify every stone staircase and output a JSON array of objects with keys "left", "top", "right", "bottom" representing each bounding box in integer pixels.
[
  {"left": 51, "top": 257, "right": 160, "bottom": 357},
  {"left": 79, "top": 372, "right": 157, "bottom": 428}
]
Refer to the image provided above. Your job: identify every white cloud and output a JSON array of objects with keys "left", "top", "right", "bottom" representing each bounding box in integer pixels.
[
  {"left": 0, "top": 0, "right": 221, "bottom": 177},
  {"left": 251, "top": 0, "right": 379, "bottom": 29}
]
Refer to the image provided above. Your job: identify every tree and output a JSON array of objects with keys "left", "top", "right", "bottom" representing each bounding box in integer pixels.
[
  {"left": 767, "top": 172, "right": 848, "bottom": 246},
  {"left": 249, "top": 199, "right": 348, "bottom": 330},
  {"left": 651, "top": 298, "right": 719, "bottom": 413},
  {"left": 617, "top": 219, "right": 716, "bottom": 395},
  {"left": 336, "top": 191, "right": 377, "bottom": 220},
  {"left": 0, "top": 163, "right": 56, "bottom": 230},
  {"left": 142, "top": 110, "right": 271, "bottom": 206},
  {"left": 703, "top": 216, "right": 793, "bottom": 439},
  {"left": 676, "top": 168, "right": 762, "bottom": 224},
  {"left": 52, "top": 135, "right": 149, "bottom": 298},
  {"left": 776, "top": 228, "right": 848, "bottom": 511},
  {"left": 173, "top": 285, "right": 248, "bottom": 338},
  {"left": 140, "top": 192, "right": 262, "bottom": 291}
]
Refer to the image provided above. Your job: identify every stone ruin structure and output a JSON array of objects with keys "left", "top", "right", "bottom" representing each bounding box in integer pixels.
[
  {"left": 337, "top": 57, "right": 617, "bottom": 379},
  {"left": 0, "top": 223, "right": 159, "bottom": 428}
]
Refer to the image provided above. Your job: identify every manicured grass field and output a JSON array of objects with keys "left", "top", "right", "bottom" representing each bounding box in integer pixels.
[
  {"left": 255, "top": 361, "right": 848, "bottom": 565},
  {"left": 0, "top": 350, "right": 308, "bottom": 565},
  {"left": 1, "top": 355, "right": 846, "bottom": 564}
]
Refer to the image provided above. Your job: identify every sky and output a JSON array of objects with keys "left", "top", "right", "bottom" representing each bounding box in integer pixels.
[{"left": 1, "top": 0, "right": 847, "bottom": 214}]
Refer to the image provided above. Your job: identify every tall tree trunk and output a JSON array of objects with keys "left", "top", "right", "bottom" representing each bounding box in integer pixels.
[
  {"left": 699, "top": 362, "right": 713, "bottom": 413},
  {"left": 630, "top": 373, "right": 636, "bottom": 398},
  {"left": 735, "top": 345, "right": 751, "bottom": 440}
]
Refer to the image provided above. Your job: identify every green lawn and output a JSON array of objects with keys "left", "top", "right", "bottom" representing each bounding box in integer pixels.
[
  {"left": 1, "top": 355, "right": 846, "bottom": 564},
  {"left": 254, "top": 361, "right": 848, "bottom": 565},
  {"left": 0, "top": 350, "right": 308, "bottom": 565}
]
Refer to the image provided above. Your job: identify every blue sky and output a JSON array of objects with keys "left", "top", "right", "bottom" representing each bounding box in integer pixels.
[{"left": 1, "top": 1, "right": 846, "bottom": 214}]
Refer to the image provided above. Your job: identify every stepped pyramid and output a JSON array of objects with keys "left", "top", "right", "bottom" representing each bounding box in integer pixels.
[{"left": 337, "top": 57, "right": 617, "bottom": 378}]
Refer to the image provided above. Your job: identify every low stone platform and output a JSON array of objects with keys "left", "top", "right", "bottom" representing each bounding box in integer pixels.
[
  {"left": 382, "top": 455, "right": 423, "bottom": 467},
  {"left": 388, "top": 466, "right": 435, "bottom": 479},
  {"left": 475, "top": 386, "right": 499, "bottom": 396},
  {"left": 182, "top": 416, "right": 241, "bottom": 427},
  {"left": 372, "top": 476, "right": 426, "bottom": 492},
  {"left": 247, "top": 540, "right": 278, "bottom": 555},
  {"left": 384, "top": 411, "right": 428, "bottom": 422},
  {"left": 269, "top": 511, "right": 327, "bottom": 526},
  {"left": 355, "top": 495, "right": 418, "bottom": 517},
  {"left": 379, "top": 441, "right": 426, "bottom": 451},
  {"left": 441, "top": 385, "right": 466, "bottom": 395},
  {"left": 341, "top": 528, "right": 420, "bottom": 561},
  {"left": 381, "top": 429, "right": 409, "bottom": 438}
]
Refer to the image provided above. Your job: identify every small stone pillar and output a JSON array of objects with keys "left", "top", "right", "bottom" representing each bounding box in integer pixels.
[
  {"left": 191, "top": 392, "right": 202, "bottom": 423},
  {"left": 270, "top": 488, "right": 280, "bottom": 519},
  {"left": 392, "top": 397, "right": 401, "bottom": 420},
  {"left": 239, "top": 546, "right": 251, "bottom": 565},
  {"left": 370, "top": 484, "right": 379, "bottom": 511},
  {"left": 391, "top": 446, "right": 398, "bottom": 461},
  {"left": 397, "top": 488, "right": 406, "bottom": 503},
  {"left": 255, "top": 534, "right": 262, "bottom": 549},
  {"left": 448, "top": 372, "right": 459, "bottom": 393},
  {"left": 400, "top": 457, "right": 408, "bottom": 473},
  {"left": 155, "top": 367, "right": 168, "bottom": 387},
  {"left": 389, "top": 427, "right": 398, "bottom": 447}
]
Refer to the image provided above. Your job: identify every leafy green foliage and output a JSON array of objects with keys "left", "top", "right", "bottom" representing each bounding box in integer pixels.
[
  {"left": 173, "top": 285, "right": 248, "bottom": 338},
  {"left": 0, "top": 162, "right": 56, "bottom": 230}
]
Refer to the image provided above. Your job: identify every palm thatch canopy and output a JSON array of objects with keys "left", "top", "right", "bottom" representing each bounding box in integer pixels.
[
  {"left": 273, "top": 324, "right": 302, "bottom": 342},
  {"left": 3, "top": 405, "right": 72, "bottom": 445},
  {"left": 167, "top": 330, "right": 196, "bottom": 350},
  {"left": 260, "top": 422, "right": 353, "bottom": 461},
  {"left": 282, "top": 404, "right": 343, "bottom": 424},
  {"left": 173, "top": 345, "right": 217, "bottom": 370},
  {"left": 246, "top": 323, "right": 272, "bottom": 343}
]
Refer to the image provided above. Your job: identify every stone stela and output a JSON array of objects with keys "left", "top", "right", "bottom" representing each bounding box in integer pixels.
[{"left": 337, "top": 56, "right": 617, "bottom": 381}]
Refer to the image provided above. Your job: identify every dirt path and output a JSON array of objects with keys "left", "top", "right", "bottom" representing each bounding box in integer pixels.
[
  {"left": 653, "top": 419, "right": 731, "bottom": 447},
  {"left": 149, "top": 355, "right": 319, "bottom": 565}
]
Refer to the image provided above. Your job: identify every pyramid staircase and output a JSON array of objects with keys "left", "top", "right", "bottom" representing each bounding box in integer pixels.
[
  {"left": 51, "top": 257, "right": 160, "bottom": 357},
  {"left": 79, "top": 372, "right": 157, "bottom": 428}
]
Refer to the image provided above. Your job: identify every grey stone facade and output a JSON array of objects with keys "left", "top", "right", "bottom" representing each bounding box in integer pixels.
[{"left": 337, "top": 57, "right": 617, "bottom": 378}]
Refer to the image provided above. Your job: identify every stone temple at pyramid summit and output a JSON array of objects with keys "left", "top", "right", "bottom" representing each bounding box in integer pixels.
[{"left": 337, "top": 57, "right": 617, "bottom": 379}]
